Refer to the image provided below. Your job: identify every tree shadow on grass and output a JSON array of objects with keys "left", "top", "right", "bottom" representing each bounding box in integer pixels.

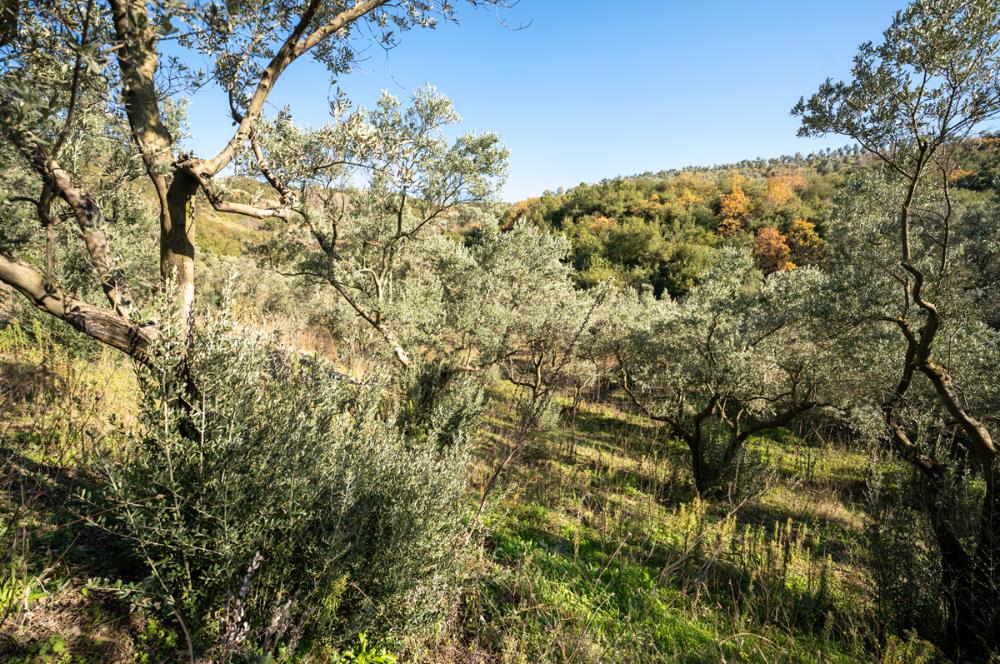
[
  {"left": 0, "top": 445, "right": 146, "bottom": 583},
  {"left": 0, "top": 586, "right": 141, "bottom": 663},
  {"left": 0, "top": 445, "right": 153, "bottom": 661},
  {"left": 577, "top": 457, "right": 694, "bottom": 507},
  {"left": 561, "top": 407, "right": 666, "bottom": 456}
]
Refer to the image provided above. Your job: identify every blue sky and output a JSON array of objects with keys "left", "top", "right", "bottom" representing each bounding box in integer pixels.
[{"left": 179, "top": 0, "right": 908, "bottom": 200}]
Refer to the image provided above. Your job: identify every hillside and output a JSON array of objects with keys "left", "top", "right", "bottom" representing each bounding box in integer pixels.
[
  {"left": 504, "top": 141, "right": 999, "bottom": 297},
  {"left": 0, "top": 328, "right": 893, "bottom": 662},
  {"left": 4, "top": 138, "right": 998, "bottom": 662}
]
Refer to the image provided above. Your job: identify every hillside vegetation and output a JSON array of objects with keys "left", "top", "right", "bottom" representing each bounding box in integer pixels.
[
  {"left": 504, "top": 141, "right": 998, "bottom": 297},
  {"left": 3, "top": 1, "right": 1000, "bottom": 663}
]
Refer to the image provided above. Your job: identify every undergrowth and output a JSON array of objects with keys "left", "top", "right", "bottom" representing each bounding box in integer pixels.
[{"left": 0, "top": 319, "right": 943, "bottom": 662}]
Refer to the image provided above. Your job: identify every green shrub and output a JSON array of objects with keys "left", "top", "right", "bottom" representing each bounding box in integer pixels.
[
  {"left": 92, "top": 314, "right": 475, "bottom": 659},
  {"left": 334, "top": 632, "right": 398, "bottom": 663},
  {"left": 865, "top": 469, "right": 948, "bottom": 646},
  {"left": 395, "top": 361, "right": 485, "bottom": 449}
]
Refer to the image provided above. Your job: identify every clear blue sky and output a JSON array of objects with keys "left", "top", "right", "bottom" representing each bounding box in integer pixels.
[{"left": 179, "top": 0, "right": 909, "bottom": 201}]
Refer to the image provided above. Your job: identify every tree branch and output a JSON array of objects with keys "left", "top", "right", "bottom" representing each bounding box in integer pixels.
[
  {"left": 2, "top": 124, "right": 136, "bottom": 319},
  {"left": 194, "top": 171, "right": 294, "bottom": 221},
  {"left": 0, "top": 251, "right": 153, "bottom": 364},
  {"left": 197, "top": 0, "right": 391, "bottom": 177}
]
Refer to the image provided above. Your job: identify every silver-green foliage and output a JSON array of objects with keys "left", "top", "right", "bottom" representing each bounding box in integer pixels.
[
  {"left": 95, "top": 310, "right": 473, "bottom": 657},
  {"left": 608, "top": 249, "right": 841, "bottom": 494},
  {"left": 391, "top": 218, "right": 578, "bottom": 368},
  {"left": 251, "top": 87, "right": 508, "bottom": 368}
]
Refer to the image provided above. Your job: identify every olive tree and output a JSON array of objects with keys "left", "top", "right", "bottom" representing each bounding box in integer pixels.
[
  {"left": 610, "top": 250, "right": 836, "bottom": 497},
  {"left": 251, "top": 86, "right": 507, "bottom": 370},
  {"left": 0, "top": 0, "right": 506, "bottom": 366},
  {"left": 795, "top": 0, "right": 1000, "bottom": 655},
  {"left": 821, "top": 173, "right": 1000, "bottom": 649},
  {"left": 389, "top": 218, "right": 586, "bottom": 373}
]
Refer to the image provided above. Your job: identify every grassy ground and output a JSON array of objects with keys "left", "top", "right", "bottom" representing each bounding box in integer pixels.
[
  {"left": 0, "top": 319, "right": 149, "bottom": 662},
  {"left": 447, "top": 393, "right": 886, "bottom": 663},
  {"left": 0, "top": 319, "right": 941, "bottom": 662}
]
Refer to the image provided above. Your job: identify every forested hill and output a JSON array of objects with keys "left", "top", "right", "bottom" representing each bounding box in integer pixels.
[{"left": 504, "top": 139, "right": 1000, "bottom": 297}]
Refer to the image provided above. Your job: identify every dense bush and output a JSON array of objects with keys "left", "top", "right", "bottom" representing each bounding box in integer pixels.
[
  {"left": 865, "top": 475, "right": 946, "bottom": 645},
  {"left": 865, "top": 455, "right": 985, "bottom": 649},
  {"left": 92, "top": 313, "right": 475, "bottom": 658}
]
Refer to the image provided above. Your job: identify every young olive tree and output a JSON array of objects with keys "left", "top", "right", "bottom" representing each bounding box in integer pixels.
[
  {"left": 436, "top": 219, "right": 609, "bottom": 511},
  {"left": 611, "top": 250, "right": 836, "bottom": 497},
  {"left": 250, "top": 87, "right": 508, "bottom": 371},
  {"left": 388, "top": 217, "right": 585, "bottom": 372},
  {"left": 0, "top": 0, "right": 506, "bottom": 366},
  {"left": 795, "top": 0, "right": 1000, "bottom": 654},
  {"left": 497, "top": 283, "right": 606, "bottom": 430}
]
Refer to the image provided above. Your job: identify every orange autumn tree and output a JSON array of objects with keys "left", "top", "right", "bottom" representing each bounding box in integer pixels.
[
  {"left": 717, "top": 174, "right": 750, "bottom": 235},
  {"left": 677, "top": 187, "right": 702, "bottom": 208},
  {"left": 586, "top": 214, "right": 617, "bottom": 233},
  {"left": 786, "top": 219, "right": 826, "bottom": 265},
  {"left": 764, "top": 172, "right": 807, "bottom": 210},
  {"left": 753, "top": 227, "right": 796, "bottom": 274}
]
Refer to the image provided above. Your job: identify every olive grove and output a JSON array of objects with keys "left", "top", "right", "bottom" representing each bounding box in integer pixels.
[
  {"left": 0, "top": 0, "right": 507, "bottom": 362},
  {"left": 5, "top": 0, "right": 1000, "bottom": 661}
]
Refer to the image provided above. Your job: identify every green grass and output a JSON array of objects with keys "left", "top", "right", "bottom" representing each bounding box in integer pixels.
[
  {"left": 195, "top": 207, "right": 267, "bottom": 256},
  {"left": 462, "top": 398, "right": 877, "bottom": 662}
]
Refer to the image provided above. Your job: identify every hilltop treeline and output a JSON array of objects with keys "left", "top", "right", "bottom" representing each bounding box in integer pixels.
[{"left": 504, "top": 140, "right": 999, "bottom": 296}]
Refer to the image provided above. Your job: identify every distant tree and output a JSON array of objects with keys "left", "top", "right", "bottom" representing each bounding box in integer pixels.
[
  {"left": 717, "top": 174, "right": 750, "bottom": 234},
  {"left": 764, "top": 173, "right": 806, "bottom": 211},
  {"left": 717, "top": 215, "right": 744, "bottom": 236},
  {"left": 752, "top": 227, "right": 795, "bottom": 274},
  {"left": 657, "top": 240, "right": 716, "bottom": 298},
  {"left": 786, "top": 219, "right": 825, "bottom": 265},
  {"left": 605, "top": 216, "right": 664, "bottom": 269}
]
